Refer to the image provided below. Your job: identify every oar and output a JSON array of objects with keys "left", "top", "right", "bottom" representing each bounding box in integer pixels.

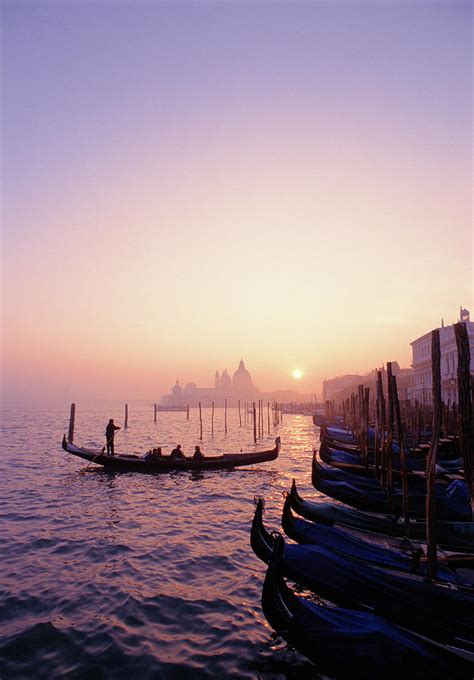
[{"left": 85, "top": 430, "right": 120, "bottom": 469}]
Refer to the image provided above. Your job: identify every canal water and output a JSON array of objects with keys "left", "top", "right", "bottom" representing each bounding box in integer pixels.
[{"left": 0, "top": 406, "right": 324, "bottom": 679}]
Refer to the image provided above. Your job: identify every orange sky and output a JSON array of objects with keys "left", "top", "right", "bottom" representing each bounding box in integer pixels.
[{"left": 2, "top": 2, "right": 472, "bottom": 404}]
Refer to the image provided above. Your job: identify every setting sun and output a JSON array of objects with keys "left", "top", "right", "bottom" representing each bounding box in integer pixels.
[{"left": 292, "top": 369, "right": 303, "bottom": 380}]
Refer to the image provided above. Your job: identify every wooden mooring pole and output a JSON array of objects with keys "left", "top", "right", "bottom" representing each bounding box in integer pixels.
[
  {"left": 426, "top": 329, "right": 441, "bottom": 581},
  {"left": 211, "top": 401, "right": 215, "bottom": 437},
  {"left": 267, "top": 402, "right": 270, "bottom": 435},
  {"left": 393, "top": 374, "right": 410, "bottom": 534},
  {"left": 454, "top": 322, "right": 473, "bottom": 498},
  {"left": 199, "top": 402, "right": 203, "bottom": 441},
  {"left": 124, "top": 403, "right": 128, "bottom": 429},
  {"left": 186, "top": 404, "right": 190, "bottom": 420},
  {"left": 225, "top": 398, "right": 228, "bottom": 435},
  {"left": 238, "top": 399, "right": 242, "bottom": 427},
  {"left": 68, "top": 402, "right": 76, "bottom": 443},
  {"left": 154, "top": 403, "right": 157, "bottom": 424},
  {"left": 253, "top": 402, "right": 257, "bottom": 444}
]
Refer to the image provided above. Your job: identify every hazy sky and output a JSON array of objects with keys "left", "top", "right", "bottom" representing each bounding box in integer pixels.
[{"left": 1, "top": 1, "right": 472, "bottom": 404}]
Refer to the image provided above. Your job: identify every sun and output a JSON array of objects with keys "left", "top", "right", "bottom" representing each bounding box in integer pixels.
[{"left": 292, "top": 368, "right": 303, "bottom": 380}]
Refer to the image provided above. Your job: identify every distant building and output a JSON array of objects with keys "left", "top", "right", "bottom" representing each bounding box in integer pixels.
[
  {"left": 409, "top": 308, "right": 473, "bottom": 405},
  {"left": 162, "top": 359, "right": 258, "bottom": 407},
  {"left": 323, "top": 375, "right": 363, "bottom": 402},
  {"left": 161, "top": 359, "right": 302, "bottom": 407},
  {"left": 322, "top": 363, "right": 413, "bottom": 404}
]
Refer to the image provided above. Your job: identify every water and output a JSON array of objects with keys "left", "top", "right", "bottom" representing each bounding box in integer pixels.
[{"left": 0, "top": 406, "right": 323, "bottom": 679}]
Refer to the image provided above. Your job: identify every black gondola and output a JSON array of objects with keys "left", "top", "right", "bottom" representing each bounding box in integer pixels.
[
  {"left": 62, "top": 435, "right": 280, "bottom": 472},
  {"left": 288, "top": 479, "right": 474, "bottom": 553},
  {"left": 261, "top": 535, "right": 474, "bottom": 680}
]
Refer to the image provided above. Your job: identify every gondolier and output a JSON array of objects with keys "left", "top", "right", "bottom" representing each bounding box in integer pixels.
[{"left": 105, "top": 419, "right": 121, "bottom": 455}]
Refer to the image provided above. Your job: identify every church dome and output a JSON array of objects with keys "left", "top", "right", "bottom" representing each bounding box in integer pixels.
[
  {"left": 233, "top": 359, "right": 252, "bottom": 391},
  {"left": 172, "top": 380, "right": 183, "bottom": 396},
  {"left": 220, "top": 369, "right": 232, "bottom": 389}
]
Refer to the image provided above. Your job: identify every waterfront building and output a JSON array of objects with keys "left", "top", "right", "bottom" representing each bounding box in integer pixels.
[
  {"left": 409, "top": 308, "right": 473, "bottom": 405},
  {"left": 161, "top": 359, "right": 301, "bottom": 407},
  {"left": 162, "top": 359, "right": 258, "bottom": 407}
]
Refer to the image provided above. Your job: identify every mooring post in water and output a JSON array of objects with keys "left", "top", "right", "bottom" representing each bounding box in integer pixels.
[
  {"left": 225, "top": 398, "right": 228, "bottom": 435},
  {"left": 267, "top": 402, "right": 270, "bottom": 435},
  {"left": 211, "top": 401, "right": 214, "bottom": 437},
  {"left": 199, "top": 402, "right": 203, "bottom": 441},
  {"left": 393, "top": 374, "right": 410, "bottom": 534},
  {"left": 238, "top": 399, "right": 242, "bottom": 427},
  {"left": 454, "top": 321, "right": 473, "bottom": 498},
  {"left": 426, "top": 329, "right": 441, "bottom": 581},
  {"left": 154, "top": 403, "right": 157, "bottom": 424},
  {"left": 386, "top": 364, "right": 395, "bottom": 513},
  {"left": 253, "top": 402, "right": 257, "bottom": 444},
  {"left": 124, "top": 403, "right": 128, "bottom": 429},
  {"left": 68, "top": 402, "right": 76, "bottom": 443},
  {"left": 186, "top": 404, "right": 190, "bottom": 420}
]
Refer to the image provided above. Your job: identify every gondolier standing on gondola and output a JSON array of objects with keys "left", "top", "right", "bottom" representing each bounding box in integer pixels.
[{"left": 105, "top": 419, "right": 121, "bottom": 455}]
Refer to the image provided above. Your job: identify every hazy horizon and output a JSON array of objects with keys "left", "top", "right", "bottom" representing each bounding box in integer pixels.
[{"left": 1, "top": 1, "right": 472, "bottom": 406}]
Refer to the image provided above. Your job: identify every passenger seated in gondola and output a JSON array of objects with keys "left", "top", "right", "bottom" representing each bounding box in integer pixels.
[
  {"left": 170, "top": 444, "right": 185, "bottom": 460},
  {"left": 193, "top": 445, "right": 204, "bottom": 461},
  {"left": 144, "top": 447, "right": 162, "bottom": 461}
]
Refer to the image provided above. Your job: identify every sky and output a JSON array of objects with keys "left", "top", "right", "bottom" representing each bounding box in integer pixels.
[{"left": 1, "top": 0, "right": 472, "bottom": 404}]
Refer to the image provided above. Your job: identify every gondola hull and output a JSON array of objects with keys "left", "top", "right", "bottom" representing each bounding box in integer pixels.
[
  {"left": 261, "top": 536, "right": 474, "bottom": 680},
  {"left": 289, "top": 479, "right": 474, "bottom": 553},
  {"left": 62, "top": 436, "right": 280, "bottom": 472}
]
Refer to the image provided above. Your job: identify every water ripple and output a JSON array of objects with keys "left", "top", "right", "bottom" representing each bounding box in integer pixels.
[{"left": 0, "top": 407, "right": 320, "bottom": 678}]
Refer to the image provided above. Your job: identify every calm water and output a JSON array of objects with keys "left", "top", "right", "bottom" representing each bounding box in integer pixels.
[{"left": 0, "top": 406, "right": 323, "bottom": 679}]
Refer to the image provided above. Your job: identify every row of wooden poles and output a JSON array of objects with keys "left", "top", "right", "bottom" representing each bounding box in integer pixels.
[
  {"left": 196, "top": 399, "right": 282, "bottom": 443},
  {"left": 67, "top": 399, "right": 283, "bottom": 446},
  {"left": 322, "top": 321, "right": 473, "bottom": 581}
]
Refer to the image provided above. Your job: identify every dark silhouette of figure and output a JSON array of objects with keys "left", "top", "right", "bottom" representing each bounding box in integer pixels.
[
  {"left": 144, "top": 447, "right": 162, "bottom": 461},
  {"left": 193, "top": 445, "right": 204, "bottom": 461},
  {"left": 105, "top": 419, "right": 121, "bottom": 455},
  {"left": 170, "top": 444, "right": 185, "bottom": 460}
]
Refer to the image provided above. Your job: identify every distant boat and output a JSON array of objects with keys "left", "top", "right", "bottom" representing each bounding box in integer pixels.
[{"left": 62, "top": 436, "right": 280, "bottom": 472}]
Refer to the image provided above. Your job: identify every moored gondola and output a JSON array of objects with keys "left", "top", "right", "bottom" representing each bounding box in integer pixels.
[
  {"left": 261, "top": 535, "right": 474, "bottom": 680},
  {"left": 62, "top": 435, "right": 280, "bottom": 472},
  {"left": 312, "top": 451, "right": 472, "bottom": 520},
  {"left": 288, "top": 479, "right": 474, "bottom": 553},
  {"left": 281, "top": 494, "right": 474, "bottom": 579},
  {"left": 251, "top": 504, "right": 474, "bottom": 651}
]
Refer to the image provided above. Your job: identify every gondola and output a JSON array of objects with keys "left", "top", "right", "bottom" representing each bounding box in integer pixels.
[
  {"left": 319, "top": 439, "right": 463, "bottom": 474},
  {"left": 261, "top": 535, "right": 474, "bottom": 680},
  {"left": 315, "top": 454, "right": 429, "bottom": 490},
  {"left": 251, "top": 501, "right": 474, "bottom": 649},
  {"left": 280, "top": 494, "right": 474, "bottom": 579},
  {"left": 288, "top": 479, "right": 474, "bottom": 553},
  {"left": 312, "top": 452, "right": 472, "bottom": 521},
  {"left": 62, "top": 435, "right": 280, "bottom": 472}
]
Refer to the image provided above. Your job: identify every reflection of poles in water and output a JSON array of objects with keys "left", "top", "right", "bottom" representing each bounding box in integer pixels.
[
  {"left": 211, "top": 401, "right": 214, "bottom": 437},
  {"left": 199, "top": 402, "right": 203, "bottom": 440},
  {"left": 124, "top": 403, "right": 128, "bottom": 429},
  {"left": 68, "top": 402, "right": 76, "bottom": 443},
  {"left": 225, "top": 398, "right": 228, "bottom": 435}
]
